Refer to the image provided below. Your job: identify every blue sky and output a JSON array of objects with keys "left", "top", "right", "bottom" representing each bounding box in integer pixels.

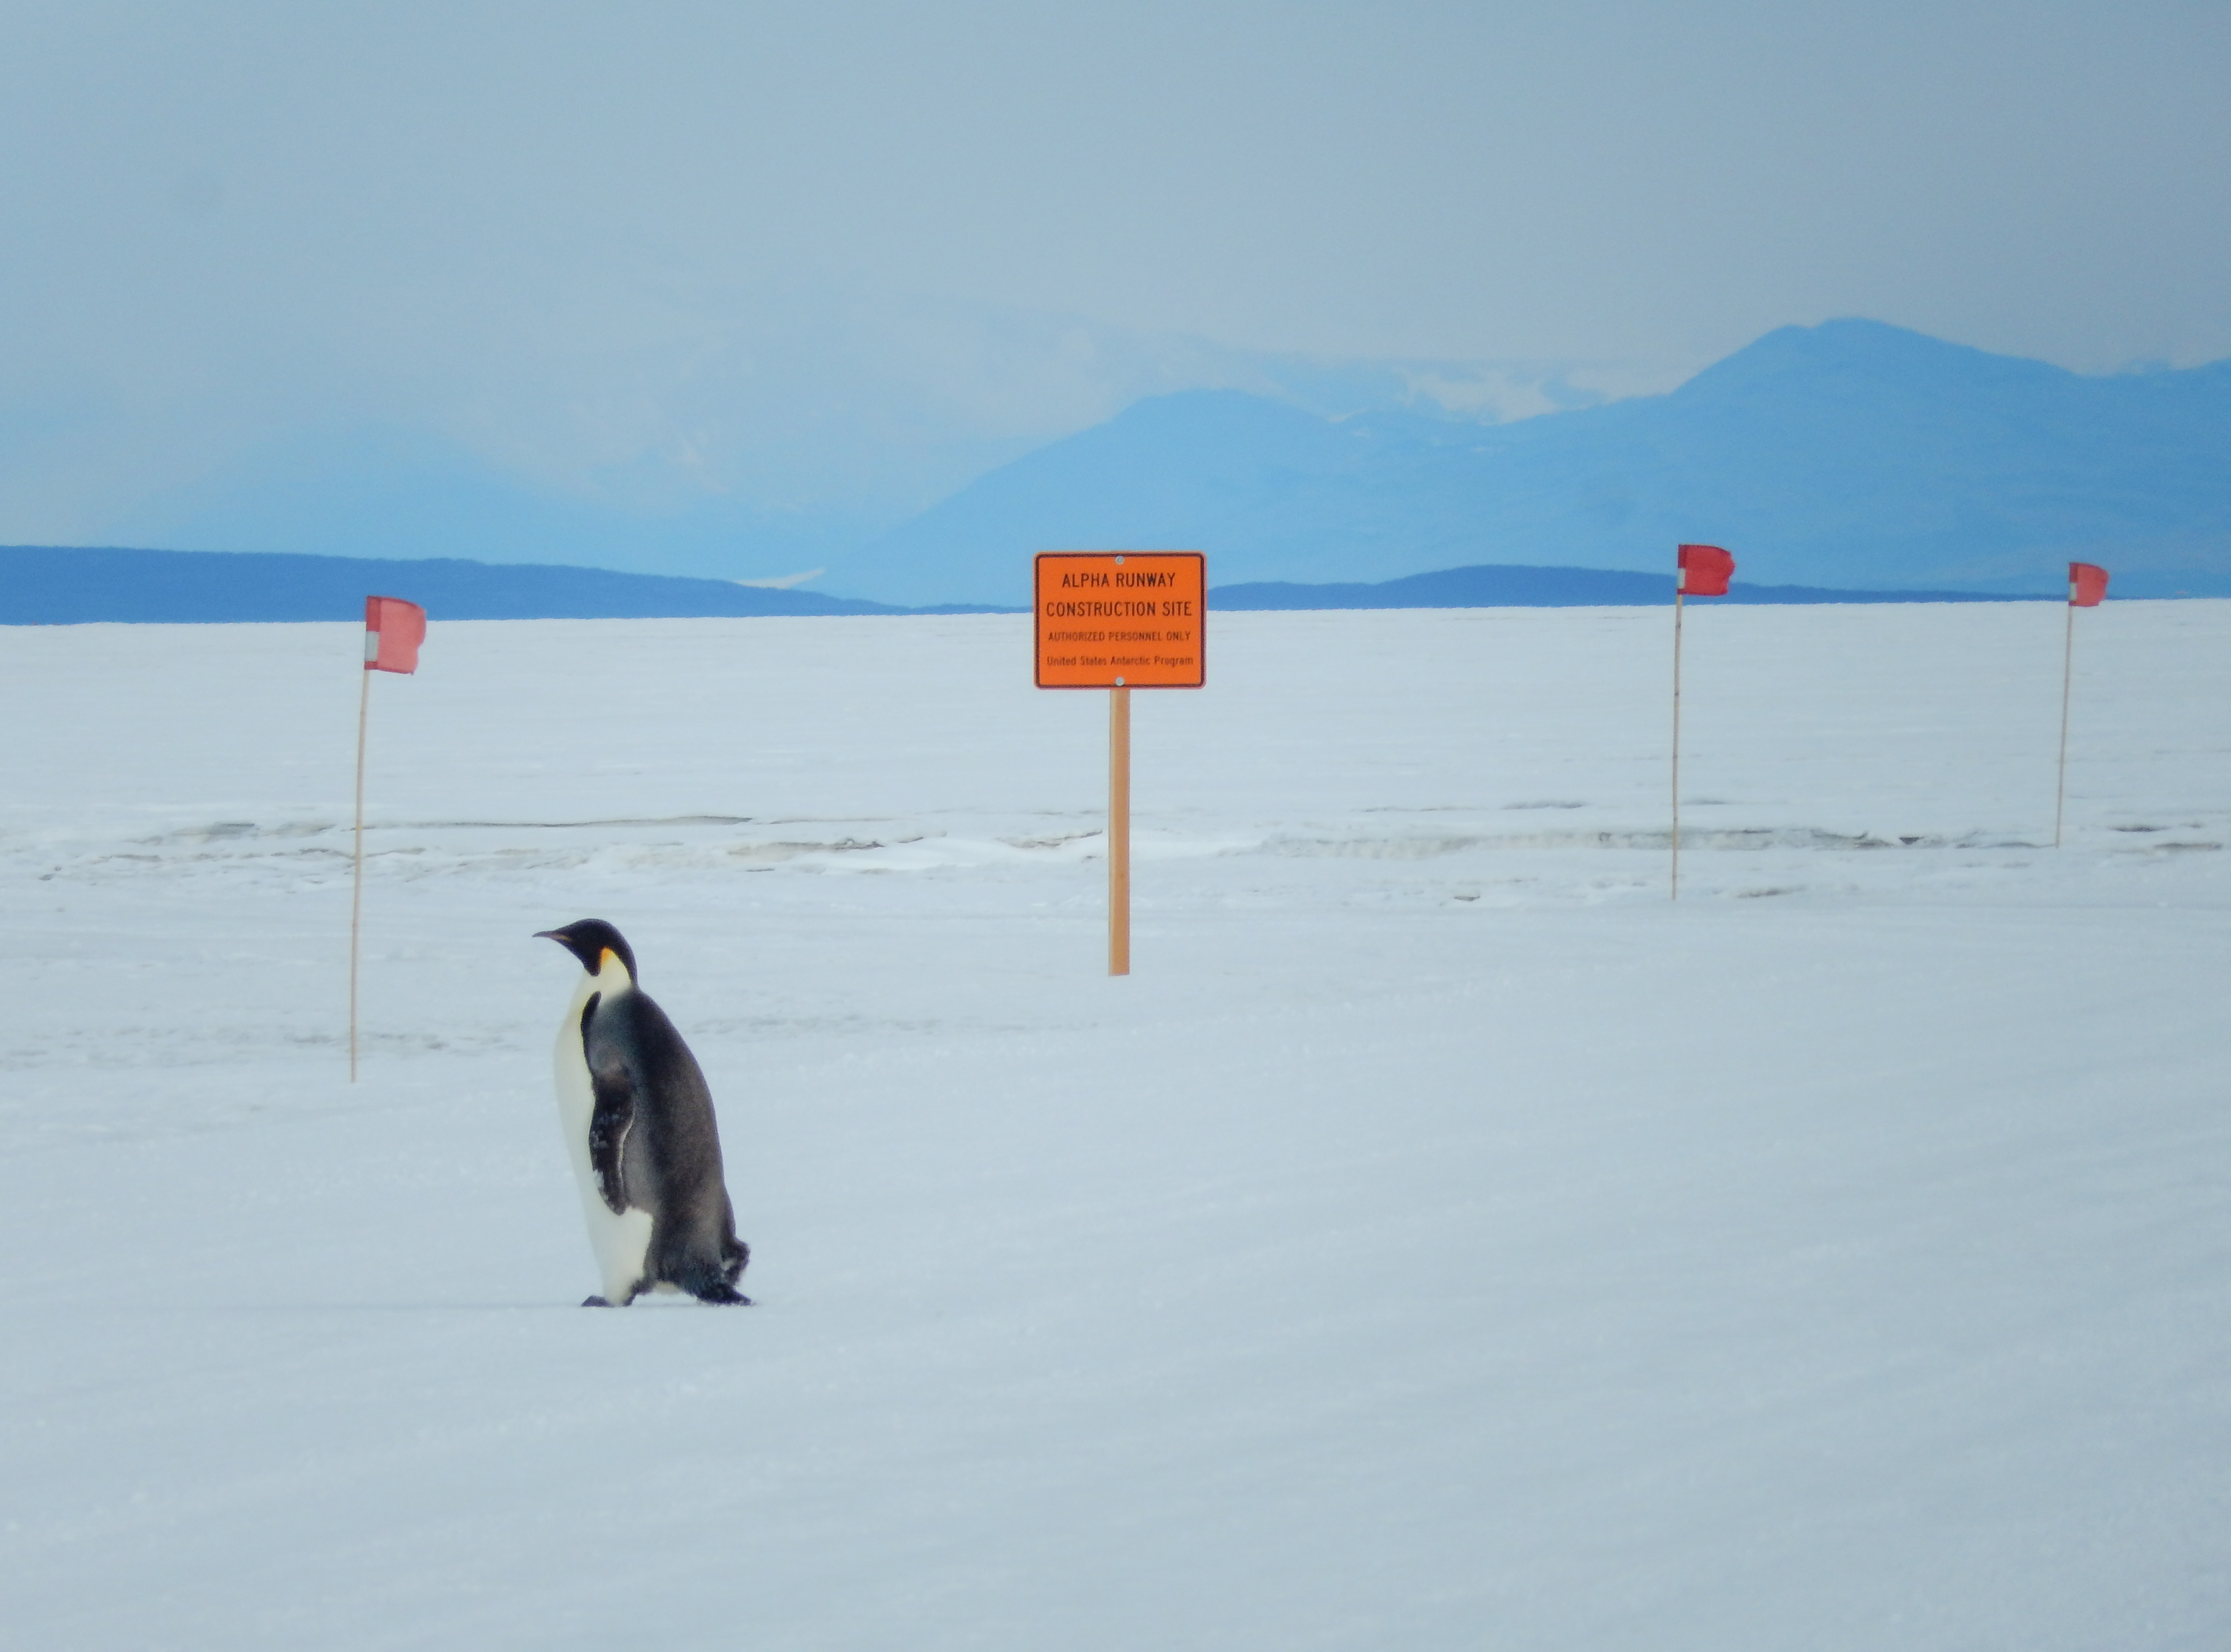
[{"left": 0, "top": 1, "right": 2225, "bottom": 576}]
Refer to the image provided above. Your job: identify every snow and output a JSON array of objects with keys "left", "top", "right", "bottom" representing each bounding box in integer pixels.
[{"left": 3, "top": 602, "right": 2228, "bottom": 1648}]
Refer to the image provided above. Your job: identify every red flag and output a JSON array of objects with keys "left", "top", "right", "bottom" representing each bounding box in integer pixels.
[
  {"left": 364, "top": 596, "right": 426, "bottom": 673},
  {"left": 1677, "top": 543, "right": 1734, "bottom": 596},
  {"left": 2069, "top": 562, "right": 2109, "bottom": 607}
]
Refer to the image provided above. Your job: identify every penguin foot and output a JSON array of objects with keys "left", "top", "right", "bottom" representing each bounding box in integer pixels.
[
  {"left": 582, "top": 1295, "right": 614, "bottom": 1307},
  {"left": 694, "top": 1284, "right": 754, "bottom": 1306}
]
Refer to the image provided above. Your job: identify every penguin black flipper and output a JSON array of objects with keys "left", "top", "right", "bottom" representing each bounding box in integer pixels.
[{"left": 584, "top": 1046, "right": 639, "bottom": 1217}]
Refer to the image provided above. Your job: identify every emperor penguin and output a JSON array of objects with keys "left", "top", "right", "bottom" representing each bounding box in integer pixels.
[{"left": 534, "top": 920, "right": 751, "bottom": 1306}]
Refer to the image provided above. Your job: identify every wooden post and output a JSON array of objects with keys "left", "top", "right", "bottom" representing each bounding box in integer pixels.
[
  {"left": 1670, "top": 587, "right": 1685, "bottom": 901},
  {"left": 2054, "top": 598, "right": 2075, "bottom": 848},
  {"left": 349, "top": 663, "right": 370, "bottom": 1081},
  {"left": 1109, "top": 685, "right": 1131, "bottom": 976}
]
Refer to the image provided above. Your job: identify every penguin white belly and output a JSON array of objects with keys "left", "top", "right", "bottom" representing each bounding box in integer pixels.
[{"left": 552, "top": 993, "right": 654, "bottom": 1301}]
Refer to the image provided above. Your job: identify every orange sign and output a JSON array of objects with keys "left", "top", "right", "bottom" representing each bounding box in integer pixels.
[{"left": 1034, "top": 552, "right": 1206, "bottom": 689}]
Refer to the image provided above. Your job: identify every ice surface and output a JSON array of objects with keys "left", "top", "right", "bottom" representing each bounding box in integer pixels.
[{"left": 2, "top": 604, "right": 2227, "bottom": 1648}]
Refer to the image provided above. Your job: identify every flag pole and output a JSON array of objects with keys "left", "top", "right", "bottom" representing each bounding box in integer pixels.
[
  {"left": 1110, "top": 684, "right": 1131, "bottom": 975},
  {"left": 1671, "top": 584, "right": 1685, "bottom": 901},
  {"left": 349, "top": 660, "right": 370, "bottom": 1081},
  {"left": 2053, "top": 595, "right": 2075, "bottom": 848}
]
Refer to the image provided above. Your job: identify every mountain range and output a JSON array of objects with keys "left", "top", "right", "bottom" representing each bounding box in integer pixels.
[
  {"left": 7, "top": 319, "right": 2226, "bottom": 618},
  {"left": 829, "top": 319, "right": 2231, "bottom": 606},
  {"left": 0, "top": 545, "right": 2057, "bottom": 626},
  {"left": 0, "top": 546, "right": 985, "bottom": 625},
  {"left": 1209, "top": 565, "right": 2034, "bottom": 610}
]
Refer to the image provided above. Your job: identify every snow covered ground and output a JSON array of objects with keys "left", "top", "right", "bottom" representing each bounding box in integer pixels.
[{"left": 3, "top": 602, "right": 2227, "bottom": 1649}]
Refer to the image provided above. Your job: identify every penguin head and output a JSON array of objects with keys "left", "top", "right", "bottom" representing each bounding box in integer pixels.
[{"left": 534, "top": 919, "right": 637, "bottom": 983}]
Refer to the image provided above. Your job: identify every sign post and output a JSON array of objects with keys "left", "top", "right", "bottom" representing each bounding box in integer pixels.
[
  {"left": 1034, "top": 551, "right": 1206, "bottom": 975},
  {"left": 1671, "top": 544, "right": 1734, "bottom": 901},
  {"left": 1109, "top": 685, "right": 1131, "bottom": 973},
  {"left": 2055, "top": 561, "right": 2109, "bottom": 848},
  {"left": 351, "top": 595, "right": 427, "bottom": 1080}
]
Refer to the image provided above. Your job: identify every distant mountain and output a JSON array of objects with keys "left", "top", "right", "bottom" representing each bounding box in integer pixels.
[
  {"left": 5, "top": 544, "right": 2052, "bottom": 627},
  {"left": 1210, "top": 565, "right": 2044, "bottom": 611},
  {"left": 113, "top": 421, "right": 910, "bottom": 585},
  {"left": 831, "top": 321, "right": 2231, "bottom": 606},
  {"left": 0, "top": 545, "right": 1009, "bottom": 624}
]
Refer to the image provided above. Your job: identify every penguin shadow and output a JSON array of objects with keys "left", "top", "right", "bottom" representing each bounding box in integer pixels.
[
  {"left": 581, "top": 1288, "right": 754, "bottom": 1309},
  {"left": 207, "top": 1291, "right": 761, "bottom": 1313},
  {"left": 204, "top": 1301, "right": 602, "bottom": 1314}
]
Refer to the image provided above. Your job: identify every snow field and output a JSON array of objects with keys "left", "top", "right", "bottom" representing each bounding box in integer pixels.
[{"left": 2, "top": 604, "right": 2227, "bottom": 1648}]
